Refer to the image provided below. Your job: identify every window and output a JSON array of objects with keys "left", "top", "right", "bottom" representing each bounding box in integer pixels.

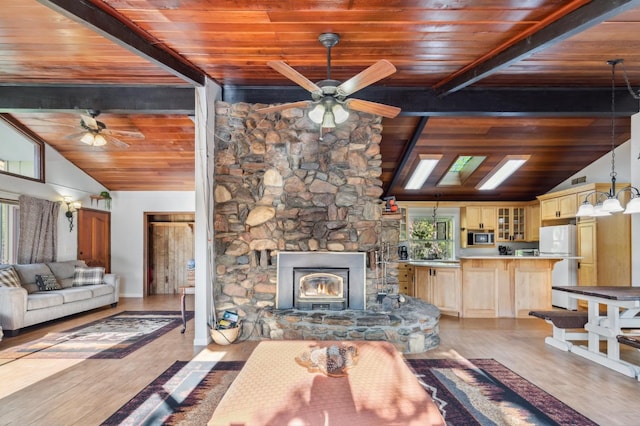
[
  {"left": 0, "top": 199, "right": 19, "bottom": 264},
  {"left": 408, "top": 215, "right": 454, "bottom": 260},
  {"left": 0, "top": 114, "right": 44, "bottom": 182}
]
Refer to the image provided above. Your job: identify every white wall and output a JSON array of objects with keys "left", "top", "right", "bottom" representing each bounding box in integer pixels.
[
  {"left": 0, "top": 144, "right": 109, "bottom": 261},
  {"left": 110, "top": 191, "right": 195, "bottom": 297}
]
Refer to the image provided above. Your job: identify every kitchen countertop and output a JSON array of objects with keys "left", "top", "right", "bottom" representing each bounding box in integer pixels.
[
  {"left": 458, "top": 255, "right": 582, "bottom": 260},
  {"left": 403, "top": 260, "right": 461, "bottom": 268}
]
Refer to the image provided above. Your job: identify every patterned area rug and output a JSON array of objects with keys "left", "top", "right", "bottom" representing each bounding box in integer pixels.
[
  {"left": 103, "top": 358, "right": 596, "bottom": 426},
  {"left": 0, "top": 311, "right": 192, "bottom": 360}
]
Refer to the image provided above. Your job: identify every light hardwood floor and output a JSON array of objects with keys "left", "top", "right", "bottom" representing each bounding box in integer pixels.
[{"left": 0, "top": 296, "right": 639, "bottom": 425}]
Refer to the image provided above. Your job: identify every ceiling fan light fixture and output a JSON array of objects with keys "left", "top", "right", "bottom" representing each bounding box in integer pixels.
[
  {"left": 93, "top": 134, "right": 108, "bottom": 146},
  {"left": 332, "top": 104, "right": 349, "bottom": 124},
  {"left": 321, "top": 109, "right": 337, "bottom": 129},
  {"left": 80, "top": 132, "right": 95, "bottom": 145},
  {"left": 308, "top": 104, "right": 325, "bottom": 124}
]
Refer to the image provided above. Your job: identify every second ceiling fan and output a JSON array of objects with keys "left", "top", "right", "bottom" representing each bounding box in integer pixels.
[{"left": 257, "top": 33, "right": 401, "bottom": 129}]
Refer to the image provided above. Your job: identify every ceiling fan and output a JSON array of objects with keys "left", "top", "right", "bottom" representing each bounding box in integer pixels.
[
  {"left": 66, "top": 110, "right": 144, "bottom": 148},
  {"left": 257, "top": 33, "right": 401, "bottom": 129}
]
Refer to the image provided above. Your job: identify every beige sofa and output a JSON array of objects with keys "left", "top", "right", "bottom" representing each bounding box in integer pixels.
[{"left": 0, "top": 260, "right": 119, "bottom": 336}]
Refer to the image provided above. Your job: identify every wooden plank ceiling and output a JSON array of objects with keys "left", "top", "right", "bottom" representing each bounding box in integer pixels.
[{"left": 1, "top": 0, "right": 640, "bottom": 198}]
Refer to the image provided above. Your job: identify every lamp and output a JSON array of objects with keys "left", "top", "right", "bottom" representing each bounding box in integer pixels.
[
  {"left": 575, "top": 59, "right": 640, "bottom": 217},
  {"left": 63, "top": 197, "right": 81, "bottom": 232}
]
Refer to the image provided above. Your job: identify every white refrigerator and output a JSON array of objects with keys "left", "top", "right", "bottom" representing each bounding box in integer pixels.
[{"left": 539, "top": 224, "right": 578, "bottom": 310}]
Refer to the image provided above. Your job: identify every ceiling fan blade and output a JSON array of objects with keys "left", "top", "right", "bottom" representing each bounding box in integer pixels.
[
  {"left": 345, "top": 98, "right": 401, "bottom": 118},
  {"left": 102, "top": 128, "right": 145, "bottom": 139},
  {"left": 104, "top": 135, "right": 130, "bottom": 149},
  {"left": 81, "top": 114, "right": 100, "bottom": 130},
  {"left": 64, "top": 131, "right": 88, "bottom": 140},
  {"left": 336, "top": 60, "right": 397, "bottom": 97},
  {"left": 256, "top": 100, "right": 312, "bottom": 114},
  {"left": 267, "top": 61, "right": 322, "bottom": 95}
]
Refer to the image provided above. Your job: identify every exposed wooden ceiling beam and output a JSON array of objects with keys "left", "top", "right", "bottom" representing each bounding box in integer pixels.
[
  {"left": 224, "top": 86, "right": 640, "bottom": 117},
  {"left": 0, "top": 85, "right": 195, "bottom": 114},
  {"left": 383, "top": 116, "right": 430, "bottom": 198},
  {"left": 435, "top": 0, "right": 640, "bottom": 95},
  {"left": 37, "top": 0, "right": 206, "bottom": 86}
]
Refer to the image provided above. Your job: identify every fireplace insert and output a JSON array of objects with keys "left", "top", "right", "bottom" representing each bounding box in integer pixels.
[{"left": 293, "top": 268, "right": 349, "bottom": 310}]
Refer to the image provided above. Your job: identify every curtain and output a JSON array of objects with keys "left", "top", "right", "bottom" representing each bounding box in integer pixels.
[{"left": 17, "top": 195, "right": 59, "bottom": 264}]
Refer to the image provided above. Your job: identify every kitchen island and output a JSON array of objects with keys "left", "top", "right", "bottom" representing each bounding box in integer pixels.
[{"left": 459, "top": 256, "right": 566, "bottom": 318}]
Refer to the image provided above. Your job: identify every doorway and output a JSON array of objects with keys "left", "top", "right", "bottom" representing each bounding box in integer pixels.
[
  {"left": 145, "top": 212, "right": 195, "bottom": 295},
  {"left": 77, "top": 208, "right": 111, "bottom": 272}
]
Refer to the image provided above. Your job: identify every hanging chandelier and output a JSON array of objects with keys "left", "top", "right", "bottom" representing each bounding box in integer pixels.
[{"left": 575, "top": 59, "right": 640, "bottom": 217}]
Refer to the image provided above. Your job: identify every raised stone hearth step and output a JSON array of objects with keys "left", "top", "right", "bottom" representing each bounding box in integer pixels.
[{"left": 259, "top": 295, "right": 440, "bottom": 354}]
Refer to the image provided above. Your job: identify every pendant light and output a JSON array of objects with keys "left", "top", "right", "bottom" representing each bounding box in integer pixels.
[{"left": 575, "top": 59, "right": 640, "bottom": 217}]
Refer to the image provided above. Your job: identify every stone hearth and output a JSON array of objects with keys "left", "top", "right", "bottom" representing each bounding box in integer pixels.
[{"left": 259, "top": 296, "right": 440, "bottom": 354}]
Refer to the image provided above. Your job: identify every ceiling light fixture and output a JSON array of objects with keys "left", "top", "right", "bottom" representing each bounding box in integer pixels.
[
  {"left": 576, "top": 59, "right": 640, "bottom": 217},
  {"left": 308, "top": 97, "right": 349, "bottom": 129},
  {"left": 80, "top": 131, "right": 107, "bottom": 147},
  {"left": 405, "top": 154, "right": 442, "bottom": 190},
  {"left": 476, "top": 155, "right": 529, "bottom": 190}
]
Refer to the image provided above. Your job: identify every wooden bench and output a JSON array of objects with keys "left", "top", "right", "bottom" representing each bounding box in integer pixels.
[
  {"left": 529, "top": 310, "right": 589, "bottom": 351},
  {"left": 617, "top": 335, "right": 640, "bottom": 350}
]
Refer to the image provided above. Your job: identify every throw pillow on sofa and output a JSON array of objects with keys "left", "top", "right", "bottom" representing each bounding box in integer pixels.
[
  {"left": 73, "top": 266, "right": 105, "bottom": 286},
  {"left": 35, "top": 274, "right": 61, "bottom": 291},
  {"left": 0, "top": 267, "right": 21, "bottom": 288}
]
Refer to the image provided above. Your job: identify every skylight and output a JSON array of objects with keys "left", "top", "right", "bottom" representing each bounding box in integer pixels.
[
  {"left": 438, "top": 155, "right": 485, "bottom": 186},
  {"left": 476, "top": 155, "right": 530, "bottom": 190}
]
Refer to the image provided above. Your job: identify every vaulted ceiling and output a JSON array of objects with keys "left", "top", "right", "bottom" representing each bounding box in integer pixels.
[{"left": 2, "top": 1, "right": 640, "bottom": 201}]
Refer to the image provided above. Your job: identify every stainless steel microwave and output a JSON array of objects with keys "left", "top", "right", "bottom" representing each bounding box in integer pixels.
[{"left": 468, "top": 231, "right": 495, "bottom": 245}]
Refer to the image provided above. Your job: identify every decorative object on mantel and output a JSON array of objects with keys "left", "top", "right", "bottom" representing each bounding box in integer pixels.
[
  {"left": 295, "top": 343, "right": 359, "bottom": 377},
  {"left": 62, "top": 197, "right": 81, "bottom": 232},
  {"left": 576, "top": 59, "right": 640, "bottom": 217}
]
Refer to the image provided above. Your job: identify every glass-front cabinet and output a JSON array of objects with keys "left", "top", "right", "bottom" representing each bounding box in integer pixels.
[{"left": 497, "top": 207, "right": 526, "bottom": 241}]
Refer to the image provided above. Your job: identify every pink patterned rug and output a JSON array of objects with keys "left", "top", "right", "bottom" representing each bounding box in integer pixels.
[{"left": 103, "top": 357, "right": 597, "bottom": 425}]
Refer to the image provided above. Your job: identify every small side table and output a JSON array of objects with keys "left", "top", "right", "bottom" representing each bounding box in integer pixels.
[{"left": 179, "top": 285, "right": 195, "bottom": 333}]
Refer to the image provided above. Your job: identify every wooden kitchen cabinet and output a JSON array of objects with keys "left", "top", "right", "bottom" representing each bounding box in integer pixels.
[
  {"left": 462, "top": 206, "right": 496, "bottom": 230},
  {"left": 577, "top": 214, "right": 630, "bottom": 288},
  {"left": 540, "top": 193, "right": 577, "bottom": 221},
  {"left": 496, "top": 207, "right": 526, "bottom": 242},
  {"left": 461, "top": 262, "right": 499, "bottom": 318},
  {"left": 513, "top": 259, "right": 556, "bottom": 317},
  {"left": 414, "top": 265, "right": 461, "bottom": 316},
  {"left": 525, "top": 203, "right": 540, "bottom": 242},
  {"left": 397, "top": 262, "right": 414, "bottom": 296}
]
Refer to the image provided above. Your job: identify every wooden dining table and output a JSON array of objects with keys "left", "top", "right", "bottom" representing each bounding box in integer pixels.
[{"left": 552, "top": 286, "right": 640, "bottom": 378}]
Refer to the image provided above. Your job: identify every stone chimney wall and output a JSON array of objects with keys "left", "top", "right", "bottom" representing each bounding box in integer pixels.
[{"left": 213, "top": 102, "right": 400, "bottom": 316}]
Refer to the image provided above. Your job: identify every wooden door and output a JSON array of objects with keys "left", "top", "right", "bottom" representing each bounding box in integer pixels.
[
  {"left": 149, "top": 223, "right": 194, "bottom": 295},
  {"left": 77, "top": 209, "right": 111, "bottom": 272}
]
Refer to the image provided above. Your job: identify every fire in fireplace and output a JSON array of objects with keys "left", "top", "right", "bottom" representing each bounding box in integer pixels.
[
  {"left": 277, "top": 252, "right": 366, "bottom": 310},
  {"left": 294, "top": 268, "right": 348, "bottom": 310}
]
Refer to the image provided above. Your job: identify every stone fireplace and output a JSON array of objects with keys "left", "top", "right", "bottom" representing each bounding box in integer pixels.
[
  {"left": 277, "top": 252, "right": 366, "bottom": 310},
  {"left": 212, "top": 102, "right": 440, "bottom": 353}
]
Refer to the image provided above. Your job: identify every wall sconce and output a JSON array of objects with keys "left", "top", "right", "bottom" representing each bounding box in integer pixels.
[{"left": 63, "top": 197, "right": 81, "bottom": 232}]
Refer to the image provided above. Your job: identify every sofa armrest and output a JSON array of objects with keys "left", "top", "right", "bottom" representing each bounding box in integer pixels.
[
  {"left": 104, "top": 273, "right": 120, "bottom": 303},
  {"left": 0, "top": 286, "right": 28, "bottom": 331}
]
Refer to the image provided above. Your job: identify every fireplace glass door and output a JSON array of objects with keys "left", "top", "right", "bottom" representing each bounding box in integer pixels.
[{"left": 294, "top": 268, "right": 348, "bottom": 310}]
